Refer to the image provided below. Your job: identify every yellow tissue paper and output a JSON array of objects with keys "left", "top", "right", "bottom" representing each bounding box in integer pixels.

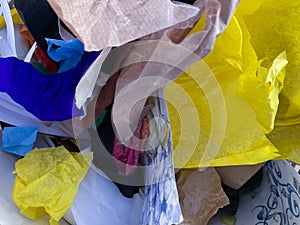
[
  {"left": 12, "top": 146, "right": 92, "bottom": 225},
  {"left": 267, "top": 124, "right": 300, "bottom": 165},
  {"left": 242, "top": 0, "right": 300, "bottom": 125},
  {"left": 166, "top": 13, "right": 282, "bottom": 168},
  {"left": 0, "top": 8, "right": 23, "bottom": 29},
  {"left": 238, "top": 51, "right": 287, "bottom": 133}
]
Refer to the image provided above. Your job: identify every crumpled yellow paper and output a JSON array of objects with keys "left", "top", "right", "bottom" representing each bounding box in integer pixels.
[
  {"left": 0, "top": 8, "right": 23, "bottom": 29},
  {"left": 12, "top": 146, "right": 92, "bottom": 225},
  {"left": 267, "top": 124, "right": 300, "bottom": 164},
  {"left": 167, "top": 10, "right": 286, "bottom": 167},
  {"left": 242, "top": 0, "right": 300, "bottom": 125},
  {"left": 238, "top": 52, "right": 287, "bottom": 133}
]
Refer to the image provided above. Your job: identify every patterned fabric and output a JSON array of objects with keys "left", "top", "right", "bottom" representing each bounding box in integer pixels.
[{"left": 140, "top": 90, "right": 183, "bottom": 225}]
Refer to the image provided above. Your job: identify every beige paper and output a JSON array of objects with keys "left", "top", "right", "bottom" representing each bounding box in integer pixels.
[
  {"left": 111, "top": 0, "right": 240, "bottom": 143},
  {"left": 47, "top": 0, "right": 199, "bottom": 51},
  {"left": 177, "top": 168, "right": 229, "bottom": 225},
  {"left": 216, "top": 163, "right": 264, "bottom": 190}
]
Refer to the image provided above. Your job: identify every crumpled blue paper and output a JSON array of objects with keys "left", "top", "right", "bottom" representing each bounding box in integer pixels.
[
  {"left": 1, "top": 126, "right": 38, "bottom": 156},
  {"left": 46, "top": 38, "right": 84, "bottom": 73}
]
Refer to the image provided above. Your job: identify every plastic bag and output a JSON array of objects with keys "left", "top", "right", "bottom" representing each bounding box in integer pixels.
[{"left": 12, "top": 146, "right": 92, "bottom": 225}]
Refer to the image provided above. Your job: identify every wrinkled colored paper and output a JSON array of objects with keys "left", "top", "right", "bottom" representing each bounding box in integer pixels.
[
  {"left": 46, "top": 38, "right": 84, "bottom": 73},
  {"left": 177, "top": 168, "right": 229, "bottom": 225},
  {"left": 47, "top": 0, "right": 199, "bottom": 51},
  {"left": 1, "top": 126, "right": 38, "bottom": 156},
  {"left": 241, "top": 0, "right": 300, "bottom": 125},
  {"left": 167, "top": 13, "right": 281, "bottom": 168},
  {"left": 0, "top": 52, "right": 98, "bottom": 121},
  {"left": 0, "top": 150, "right": 54, "bottom": 225},
  {"left": 267, "top": 124, "right": 300, "bottom": 165},
  {"left": 12, "top": 146, "right": 92, "bottom": 225},
  {"left": 0, "top": 8, "right": 23, "bottom": 29},
  {"left": 238, "top": 52, "right": 288, "bottom": 133}
]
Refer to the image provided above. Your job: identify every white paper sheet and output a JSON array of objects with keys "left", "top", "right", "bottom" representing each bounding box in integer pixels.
[{"left": 71, "top": 165, "right": 144, "bottom": 225}]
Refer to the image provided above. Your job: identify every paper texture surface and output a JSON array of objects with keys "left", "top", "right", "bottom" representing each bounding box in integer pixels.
[
  {"left": 47, "top": 0, "right": 200, "bottom": 51},
  {"left": 238, "top": 52, "right": 287, "bottom": 133},
  {"left": 75, "top": 47, "right": 111, "bottom": 110},
  {"left": 241, "top": 0, "right": 300, "bottom": 125},
  {"left": 12, "top": 146, "right": 92, "bottom": 225},
  {"left": 167, "top": 14, "right": 281, "bottom": 168},
  {"left": 0, "top": 150, "right": 71, "bottom": 225},
  {"left": 177, "top": 168, "right": 229, "bottom": 225},
  {"left": 267, "top": 123, "right": 300, "bottom": 164}
]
